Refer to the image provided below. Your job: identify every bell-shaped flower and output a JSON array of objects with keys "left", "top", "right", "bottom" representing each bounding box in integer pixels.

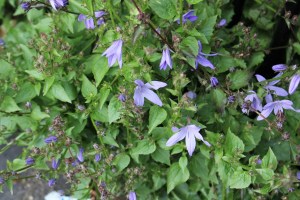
[
  {"left": 51, "top": 158, "right": 60, "bottom": 170},
  {"left": 195, "top": 40, "right": 217, "bottom": 69},
  {"left": 176, "top": 10, "right": 198, "bottom": 24},
  {"left": 49, "top": 0, "right": 68, "bottom": 10},
  {"left": 134, "top": 80, "right": 167, "bottom": 107},
  {"left": 166, "top": 125, "right": 211, "bottom": 156},
  {"left": 128, "top": 191, "right": 136, "bottom": 200},
  {"left": 257, "top": 100, "right": 300, "bottom": 120},
  {"left": 217, "top": 19, "right": 227, "bottom": 27},
  {"left": 102, "top": 39, "right": 123, "bottom": 68},
  {"left": 255, "top": 73, "right": 288, "bottom": 103},
  {"left": 159, "top": 47, "right": 172, "bottom": 70},
  {"left": 84, "top": 18, "right": 95, "bottom": 29},
  {"left": 210, "top": 77, "right": 219, "bottom": 87},
  {"left": 77, "top": 148, "right": 84, "bottom": 163},
  {"left": 289, "top": 74, "right": 300, "bottom": 94},
  {"left": 242, "top": 91, "right": 262, "bottom": 113}
]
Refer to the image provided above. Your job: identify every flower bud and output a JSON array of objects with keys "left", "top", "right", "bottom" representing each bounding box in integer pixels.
[
  {"left": 272, "top": 64, "right": 287, "bottom": 72},
  {"left": 210, "top": 77, "right": 219, "bottom": 88}
]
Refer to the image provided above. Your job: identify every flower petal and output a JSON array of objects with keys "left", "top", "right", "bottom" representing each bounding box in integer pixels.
[
  {"left": 267, "top": 86, "right": 288, "bottom": 96},
  {"left": 255, "top": 74, "right": 266, "bottom": 82},
  {"left": 145, "top": 81, "right": 167, "bottom": 90},
  {"left": 185, "top": 131, "right": 196, "bottom": 156},
  {"left": 143, "top": 88, "right": 163, "bottom": 106},
  {"left": 196, "top": 55, "right": 215, "bottom": 69},
  {"left": 133, "top": 88, "right": 144, "bottom": 106},
  {"left": 289, "top": 74, "right": 300, "bottom": 94},
  {"left": 257, "top": 106, "right": 274, "bottom": 120},
  {"left": 166, "top": 130, "right": 186, "bottom": 147}
]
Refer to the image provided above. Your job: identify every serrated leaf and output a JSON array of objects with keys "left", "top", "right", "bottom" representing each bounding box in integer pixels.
[
  {"left": 224, "top": 129, "right": 244, "bottom": 156},
  {"left": 151, "top": 147, "right": 170, "bottom": 165},
  {"left": 131, "top": 139, "right": 156, "bottom": 155},
  {"left": 81, "top": 75, "right": 97, "bottom": 99},
  {"left": 229, "top": 169, "right": 251, "bottom": 189},
  {"left": 0, "top": 96, "right": 21, "bottom": 113},
  {"left": 148, "top": 106, "right": 167, "bottom": 133},
  {"left": 108, "top": 97, "right": 121, "bottom": 124},
  {"left": 167, "top": 163, "right": 190, "bottom": 193},
  {"left": 179, "top": 156, "right": 188, "bottom": 171},
  {"left": 262, "top": 148, "right": 278, "bottom": 170},
  {"left": 187, "top": 0, "right": 203, "bottom": 4},
  {"left": 91, "top": 56, "right": 109, "bottom": 86},
  {"left": 43, "top": 76, "right": 55, "bottom": 96},
  {"left": 229, "top": 70, "right": 251, "bottom": 90},
  {"left": 99, "top": 87, "right": 110, "bottom": 109},
  {"left": 149, "top": 0, "right": 177, "bottom": 20},
  {"left": 50, "top": 83, "right": 72, "bottom": 103},
  {"left": 112, "top": 153, "right": 130, "bottom": 172}
]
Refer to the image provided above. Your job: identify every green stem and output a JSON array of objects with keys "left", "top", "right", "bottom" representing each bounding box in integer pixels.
[
  {"left": 107, "top": 0, "right": 116, "bottom": 28},
  {"left": 179, "top": 0, "right": 183, "bottom": 27},
  {"left": 91, "top": 119, "right": 109, "bottom": 158}
]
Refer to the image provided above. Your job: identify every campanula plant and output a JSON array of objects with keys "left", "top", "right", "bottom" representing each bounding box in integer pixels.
[{"left": 1, "top": 0, "right": 300, "bottom": 199}]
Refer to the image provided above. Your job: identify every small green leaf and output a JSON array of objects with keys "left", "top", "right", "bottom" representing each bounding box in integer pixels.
[
  {"left": 179, "top": 36, "right": 199, "bottom": 57},
  {"left": 256, "top": 168, "right": 274, "bottom": 181},
  {"left": 43, "top": 76, "right": 55, "bottom": 96},
  {"left": 148, "top": 106, "right": 167, "bottom": 133},
  {"left": 112, "top": 153, "right": 130, "bottom": 172},
  {"left": 99, "top": 87, "right": 110, "bottom": 109},
  {"left": 131, "top": 139, "right": 156, "bottom": 155},
  {"left": 229, "top": 169, "right": 251, "bottom": 189},
  {"left": 187, "top": 0, "right": 203, "bottom": 4},
  {"left": 224, "top": 129, "right": 244, "bottom": 156},
  {"left": 149, "top": 0, "right": 177, "bottom": 20},
  {"left": 228, "top": 70, "right": 251, "bottom": 90},
  {"left": 15, "top": 82, "right": 36, "bottom": 103},
  {"left": 92, "top": 56, "right": 109, "bottom": 86},
  {"left": 179, "top": 156, "right": 188, "bottom": 171},
  {"left": 50, "top": 83, "right": 72, "bottom": 103},
  {"left": 262, "top": 148, "right": 278, "bottom": 170},
  {"left": 81, "top": 75, "right": 97, "bottom": 99},
  {"left": 0, "top": 96, "right": 21, "bottom": 113},
  {"left": 108, "top": 97, "right": 121, "bottom": 124},
  {"left": 167, "top": 162, "right": 190, "bottom": 193},
  {"left": 25, "top": 69, "right": 45, "bottom": 80},
  {"left": 12, "top": 159, "right": 26, "bottom": 171},
  {"left": 151, "top": 147, "right": 170, "bottom": 165}
]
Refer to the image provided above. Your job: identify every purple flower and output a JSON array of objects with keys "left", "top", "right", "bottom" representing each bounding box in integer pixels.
[
  {"left": 95, "top": 154, "right": 101, "bottom": 162},
  {"left": 21, "top": 2, "right": 31, "bottom": 11},
  {"left": 272, "top": 64, "right": 287, "bottom": 72},
  {"left": 26, "top": 157, "right": 35, "bottom": 165},
  {"left": 84, "top": 18, "right": 95, "bottom": 29},
  {"left": 48, "top": 179, "right": 56, "bottom": 187},
  {"left": 49, "top": 0, "right": 68, "bottom": 10},
  {"left": 166, "top": 125, "right": 211, "bottom": 156},
  {"left": 186, "top": 91, "right": 197, "bottom": 99},
  {"left": 210, "top": 77, "right": 218, "bottom": 87},
  {"left": 176, "top": 10, "right": 198, "bottom": 24},
  {"left": 159, "top": 47, "right": 172, "bottom": 70},
  {"left": 51, "top": 158, "right": 60, "bottom": 170},
  {"left": 0, "top": 177, "right": 4, "bottom": 184},
  {"left": 242, "top": 91, "right": 262, "bottom": 113},
  {"left": 118, "top": 94, "right": 126, "bottom": 102},
  {"left": 128, "top": 191, "right": 136, "bottom": 200},
  {"left": 77, "top": 148, "right": 84, "bottom": 163},
  {"left": 297, "top": 171, "right": 300, "bottom": 180},
  {"left": 228, "top": 95, "right": 235, "bottom": 103},
  {"left": 97, "top": 19, "right": 105, "bottom": 26},
  {"left": 102, "top": 39, "right": 123, "bottom": 68},
  {"left": 257, "top": 100, "right": 300, "bottom": 120},
  {"left": 255, "top": 73, "right": 288, "bottom": 103},
  {"left": 94, "top": 11, "right": 106, "bottom": 18},
  {"left": 0, "top": 38, "right": 5, "bottom": 46},
  {"left": 256, "top": 159, "right": 262, "bottom": 165},
  {"left": 78, "top": 14, "right": 86, "bottom": 22},
  {"left": 134, "top": 80, "right": 167, "bottom": 107},
  {"left": 44, "top": 135, "right": 58, "bottom": 144},
  {"left": 217, "top": 19, "right": 227, "bottom": 27},
  {"left": 288, "top": 188, "right": 295, "bottom": 192},
  {"left": 195, "top": 40, "right": 217, "bottom": 69},
  {"left": 289, "top": 74, "right": 300, "bottom": 94}
]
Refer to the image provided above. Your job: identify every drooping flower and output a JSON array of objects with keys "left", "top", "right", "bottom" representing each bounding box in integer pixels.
[
  {"left": 257, "top": 100, "right": 300, "bottom": 120},
  {"left": 228, "top": 95, "right": 235, "bottom": 103},
  {"left": 195, "top": 40, "right": 217, "bottom": 69},
  {"left": 297, "top": 171, "right": 300, "bottom": 180},
  {"left": 84, "top": 18, "right": 95, "bottom": 29},
  {"left": 210, "top": 77, "right": 219, "bottom": 87},
  {"left": 289, "top": 74, "right": 300, "bottom": 94},
  {"left": 159, "top": 47, "right": 172, "bottom": 70},
  {"left": 21, "top": 2, "right": 31, "bottom": 11},
  {"left": 0, "top": 38, "right": 5, "bottom": 46},
  {"left": 217, "top": 19, "right": 227, "bottom": 27},
  {"left": 186, "top": 91, "right": 197, "bottom": 99},
  {"left": 44, "top": 135, "right": 58, "bottom": 144},
  {"left": 242, "top": 91, "right": 262, "bottom": 113},
  {"left": 95, "top": 154, "right": 101, "bottom": 162},
  {"left": 26, "top": 157, "right": 35, "bottom": 165},
  {"left": 272, "top": 64, "right": 287, "bottom": 72},
  {"left": 118, "top": 94, "right": 126, "bottom": 102},
  {"left": 94, "top": 11, "right": 106, "bottom": 18},
  {"left": 176, "top": 10, "right": 198, "bottom": 24},
  {"left": 102, "top": 39, "right": 123, "bottom": 68},
  {"left": 255, "top": 73, "right": 288, "bottom": 103},
  {"left": 49, "top": 0, "right": 68, "bottom": 10},
  {"left": 78, "top": 14, "right": 86, "bottom": 22},
  {"left": 77, "top": 148, "right": 84, "bottom": 163},
  {"left": 166, "top": 125, "right": 211, "bottom": 156},
  {"left": 128, "top": 191, "right": 137, "bottom": 200},
  {"left": 0, "top": 177, "right": 4, "bottom": 184},
  {"left": 133, "top": 80, "right": 167, "bottom": 107},
  {"left": 51, "top": 158, "right": 60, "bottom": 170},
  {"left": 48, "top": 179, "right": 56, "bottom": 187}
]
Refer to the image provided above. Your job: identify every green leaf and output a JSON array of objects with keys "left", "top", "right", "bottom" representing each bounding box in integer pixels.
[
  {"left": 256, "top": 168, "right": 274, "bottom": 181},
  {"left": 212, "top": 88, "right": 226, "bottom": 109},
  {"left": 149, "top": 0, "right": 177, "bottom": 20},
  {"left": 179, "top": 36, "right": 199, "bottom": 57},
  {"left": 103, "top": 135, "right": 119, "bottom": 147},
  {"left": 91, "top": 56, "right": 109, "bottom": 86},
  {"left": 99, "top": 87, "right": 110, "bottom": 109},
  {"left": 148, "top": 106, "right": 167, "bottom": 133},
  {"left": 224, "top": 129, "right": 244, "bottom": 156},
  {"left": 6, "top": 179, "right": 13, "bottom": 195},
  {"left": 31, "top": 106, "right": 50, "bottom": 121},
  {"left": 179, "top": 156, "right": 188, "bottom": 171},
  {"left": 11, "top": 159, "right": 26, "bottom": 171},
  {"left": 228, "top": 70, "right": 251, "bottom": 90},
  {"left": 43, "top": 76, "right": 55, "bottom": 96},
  {"left": 0, "top": 59, "right": 15, "bottom": 79},
  {"left": 131, "top": 139, "right": 156, "bottom": 155},
  {"left": 112, "top": 153, "right": 130, "bottom": 172},
  {"left": 81, "top": 75, "right": 97, "bottom": 99},
  {"left": 15, "top": 82, "right": 36, "bottom": 103},
  {"left": 229, "top": 169, "right": 251, "bottom": 189},
  {"left": 108, "top": 97, "right": 121, "bottom": 124},
  {"left": 0, "top": 96, "right": 21, "bottom": 113},
  {"left": 187, "top": 0, "right": 203, "bottom": 4},
  {"left": 248, "top": 52, "right": 265, "bottom": 68},
  {"left": 198, "top": 16, "right": 217, "bottom": 40},
  {"left": 25, "top": 70, "right": 45, "bottom": 80},
  {"left": 167, "top": 163, "right": 190, "bottom": 193},
  {"left": 293, "top": 43, "right": 300, "bottom": 55},
  {"left": 262, "top": 148, "right": 278, "bottom": 170},
  {"left": 151, "top": 147, "right": 170, "bottom": 165},
  {"left": 50, "top": 83, "right": 72, "bottom": 103}
]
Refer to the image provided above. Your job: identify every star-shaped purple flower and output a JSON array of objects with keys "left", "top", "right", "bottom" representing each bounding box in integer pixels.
[
  {"left": 166, "top": 125, "right": 211, "bottom": 156},
  {"left": 195, "top": 40, "right": 217, "bottom": 69},
  {"left": 159, "top": 47, "right": 172, "bottom": 70},
  {"left": 102, "top": 39, "right": 123, "bottom": 68},
  {"left": 255, "top": 73, "right": 288, "bottom": 103},
  {"left": 242, "top": 91, "right": 262, "bottom": 113},
  {"left": 134, "top": 80, "right": 167, "bottom": 107},
  {"left": 49, "top": 0, "right": 68, "bottom": 10},
  {"left": 176, "top": 10, "right": 198, "bottom": 24},
  {"left": 257, "top": 100, "right": 300, "bottom": 120}
]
